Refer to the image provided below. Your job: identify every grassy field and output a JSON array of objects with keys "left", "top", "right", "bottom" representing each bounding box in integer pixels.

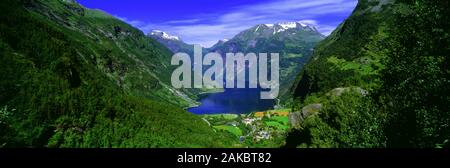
[
  {"left": 267, "top": 108, "right": 291, "bottom": 113},
  {"left": 204, "top": 114, "right": 239, "bottom": 120},
  {"left": 271, "top": 116, "right": 289, "bottom": 125},
  {"left": 213, "top": 125, "right": 243, "bottom": 137},
  {"left": 265, "top": 121, "right": 289, "bottom": 131}
]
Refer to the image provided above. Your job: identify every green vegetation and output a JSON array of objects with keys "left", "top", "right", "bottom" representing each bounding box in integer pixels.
[
  {"left": 213, "top": 125, "right": 243, "bottom": 137},
  {"left": 380, "top": 0, "right": 450, "bottom": 147},
  {"left": 210, "top": 114, "right": 239, "bottom": 120},
  {"left": 290, "top": 0, "right": 449, "bottom": 148},
  {"left": 265, "top": 121, "right": 288, "bottom": 131},
  {"left": 270, "top": 116, "right": 289, "bottom": 125},
  {"left": 266, "top": 108, "right": 290, "bottom": 113},
  {"left": 298, "top": 91, "right": 385, "bottom": 148},
  {"left": 1, "top": 0, "right": 447, "bottom": 149},
  {"left": 0, "top": 0, "right": 236, "bottom": 147},
  {"left": 203, "top": 110, "right": 291, "bottom": 148}
]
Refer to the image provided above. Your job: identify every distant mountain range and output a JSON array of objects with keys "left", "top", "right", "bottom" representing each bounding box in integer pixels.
[{"left": 149, "top": 21, "right": 325, "bottom": 99}]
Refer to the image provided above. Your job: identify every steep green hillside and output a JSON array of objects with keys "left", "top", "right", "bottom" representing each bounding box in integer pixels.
[
  {"left": 27, "top": 0, "right": 198, "bottom": 107},
  {"left": 293, "top": 0, "right": 391, "bottom": 98},
  {"left": 0, "top": 0, "right": 235, "bottom": 147},
  {"left": 290, "top": 0, "right": 449, "bottom": 148}
]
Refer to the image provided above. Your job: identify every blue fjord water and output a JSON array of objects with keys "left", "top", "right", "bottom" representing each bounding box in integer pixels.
[{"left": 187, "top": 88, "right": 275, "bottom": 114}]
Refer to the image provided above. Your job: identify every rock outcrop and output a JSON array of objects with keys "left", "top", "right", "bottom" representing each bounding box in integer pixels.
[
  {"left": 289, "top": 103, "right": 322, "bottom": 129},
  {"left": 328, "top": 87, "right": 368, "bottom": 97}
]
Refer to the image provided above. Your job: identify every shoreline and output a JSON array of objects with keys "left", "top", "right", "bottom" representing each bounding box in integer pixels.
[
  {"left": 186, "top": 88, "right": 283, "bottom": 115},
  {"left": 184, "top": 88, "right": 225, "bottom": 111}
]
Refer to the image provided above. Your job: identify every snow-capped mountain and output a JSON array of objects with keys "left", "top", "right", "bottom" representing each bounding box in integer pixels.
[
  {"left": 208, "top": 21, "right": 325, "bottom": 98},
  {"left": 210, "top": 21, "right": 324, "bottom": 52},
  {"left": 148, "top": 30, "right": 193, "bottom": 54},
  {"left": 261, "top": 21, "right": 318, "bottom": 34},
  {"left": 149, "top": 30, "right": 181, "bottom": 41},
  {"left": 147, "top": 21, "right": 324, "bottom": 98},
  {"left": 231, "top": 21, "right": 322, "bottom": 42}
]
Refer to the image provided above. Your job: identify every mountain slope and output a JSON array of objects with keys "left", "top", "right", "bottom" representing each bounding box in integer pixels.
[
  {"left": 293, "top": 1, "right": 392, "bottom": 98},
  {"left": 288, "top": 0, "right": 395, "bottom": 148},
  {"left": 148, "top": 30, "right": 194, "bottom": 54},
  {"left": 29, "top": 0, "right": 198, "bottom": 107},
  {"left": 289, "top": 0, "right": 450, "bottom": 148},
  {"left": 0, "top": 0, "right": 235, "bottom": 147},
  {"left": 210, "top": 22, "right": 325, "bottom": 101},
  {"left": 148, "top": 30, "right": 222, "bottom": 99},
  {"left": 148, "top": 22, "right": 324, "bottom": 102}
]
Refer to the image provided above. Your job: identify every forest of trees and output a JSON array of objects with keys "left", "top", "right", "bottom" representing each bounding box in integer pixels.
[
  {"left": 0, "top": 0, "right": 236, "bottom": 147},
  {"left": 291, "top": 0, "right": 449, "bottom": 148}
]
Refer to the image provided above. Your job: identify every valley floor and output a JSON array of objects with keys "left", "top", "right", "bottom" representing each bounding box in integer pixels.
[{"left": 202, "top": 108, "right": 291, "bottom": 148}]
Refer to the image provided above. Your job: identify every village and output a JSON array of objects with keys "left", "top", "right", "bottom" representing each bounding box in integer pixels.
[{"left": 202, "top": 109, "right": 290, "bottom": 147}]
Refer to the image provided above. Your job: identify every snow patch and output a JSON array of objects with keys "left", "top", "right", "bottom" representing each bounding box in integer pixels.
[
  {"left": 254, "top": 25, "right": 261, "bottom": 33},
  {"left": 261, "top": 21, "right": 318, "bottom": 35},
  {"left": 150, "top": 30, "right": 180, "bottom": 41},
  {"left": 278, "top": 22, "right": 298, "bottom": 29}
]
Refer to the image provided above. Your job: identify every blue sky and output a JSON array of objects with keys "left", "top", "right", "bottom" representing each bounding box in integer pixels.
[{"left": 78, "top": 0, "right": 357, "bottom": 47}]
